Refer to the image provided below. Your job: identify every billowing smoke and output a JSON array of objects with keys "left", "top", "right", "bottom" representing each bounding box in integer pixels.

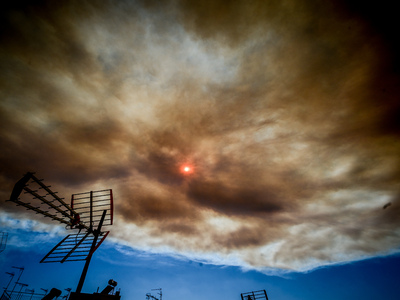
[{"left": 1, "top": 0, "right": 399, "bottom": 272}]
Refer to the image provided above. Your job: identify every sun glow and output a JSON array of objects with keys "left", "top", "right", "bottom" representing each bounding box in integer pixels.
[{"left": 180, "top": 164, "right": 193, "bottom": 175}]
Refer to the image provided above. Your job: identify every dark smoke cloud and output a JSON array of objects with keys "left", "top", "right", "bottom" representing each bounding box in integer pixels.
[{"left": 1, "top": 0, "right": 399, "bottom": 272}]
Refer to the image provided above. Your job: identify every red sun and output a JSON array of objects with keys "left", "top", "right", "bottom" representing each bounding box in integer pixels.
[{"left": 180, "top": 164, "right": 193, "bottom": 175}]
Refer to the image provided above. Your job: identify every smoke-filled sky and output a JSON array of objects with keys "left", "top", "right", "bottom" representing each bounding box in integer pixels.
[{"left": 1, "top": 0, "right": 400, "bottom": 281}]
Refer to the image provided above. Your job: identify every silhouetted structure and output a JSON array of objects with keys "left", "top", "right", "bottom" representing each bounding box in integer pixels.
[
  {"left": 8, "top": 172, "right": 115, "bottom": 297},
  {"left": 1, "top": 267, "right": 70, "bottom": 300},
  {"left": 1, "top": 289, "right": 46, "bottom": 300},
  {"left": 145, "top": 288, "right": 162, "bottom": 300},
  {"left": 42, "top": 288, "right": 62, "bottom": 300},
  {"left": 241, "top": 290, "right": 269, "bottom": 300},
  {"left": 69, "top": 280, "right": 120, "bottom": 300}
]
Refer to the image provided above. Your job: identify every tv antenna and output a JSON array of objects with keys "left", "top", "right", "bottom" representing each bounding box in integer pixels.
[
  {"left": 9, "top": 266, "right": 24, "bottom": 297},
  {"left": 8, "top": 172, "right": 114, "bottom": 294},
  {"left": 146, "top": 288, "right": 162, "bottom": 300},
  {"left": 241, "top": 290, "right": 269, "bottom": 300},
  {"left": 152, "top": 288, "right": 162, "bottom": 300},
  {"left": 4, "top": 272, "right": 15, "bottom": 291}
]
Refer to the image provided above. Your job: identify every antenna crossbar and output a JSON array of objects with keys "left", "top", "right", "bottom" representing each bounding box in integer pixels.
[
  {"left": 8, "top": 172, "right": 90, "bottom": 231},
  {"left": 24, "top": 186, "right": 72, "bottom": 220},
  {"left": 11, "top": 198, "right": 71, "bottom": 225},
  {"left": 40, "top": 232, "right": 109, "bottom": 263},
  {"left": 29, "top": 173, "right": 73, "bottom": 214}
]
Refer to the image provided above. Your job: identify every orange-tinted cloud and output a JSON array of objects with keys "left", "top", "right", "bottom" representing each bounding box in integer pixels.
[{"left": 1, "top": 0, "right": 399, "bottom": 272}]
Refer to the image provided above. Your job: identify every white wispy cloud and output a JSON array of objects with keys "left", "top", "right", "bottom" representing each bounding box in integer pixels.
[{"left": 1, "top": 0, "right": 399, "bottom": 273}]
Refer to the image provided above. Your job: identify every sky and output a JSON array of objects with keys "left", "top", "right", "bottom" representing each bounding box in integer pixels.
[{"left": 1, "top": 0, "right": 400, "bottom": 299}]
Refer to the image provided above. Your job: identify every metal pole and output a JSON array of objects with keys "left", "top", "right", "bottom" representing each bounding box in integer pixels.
[
  {"left": 10, "top": 267, "right": 24, "bottom": 297},
  {"left": 16, "top": 283, "right": 28, "bottom": 300},
  {"left": 75, "top": 210, "right": 107, "bottom": 294},
  {"left": 90, "top": 191, "right": 93, "bottom": 231},
  {"left": 5, "top": 272, "right": 14, "bottom": 291},
  {"left": 27, "top": 289, "right": 34, "bottom": 300}
]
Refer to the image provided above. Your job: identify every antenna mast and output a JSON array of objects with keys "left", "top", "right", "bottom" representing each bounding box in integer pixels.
[{"left": 8, "top": 172, "right": 114, "bottom": 295}]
